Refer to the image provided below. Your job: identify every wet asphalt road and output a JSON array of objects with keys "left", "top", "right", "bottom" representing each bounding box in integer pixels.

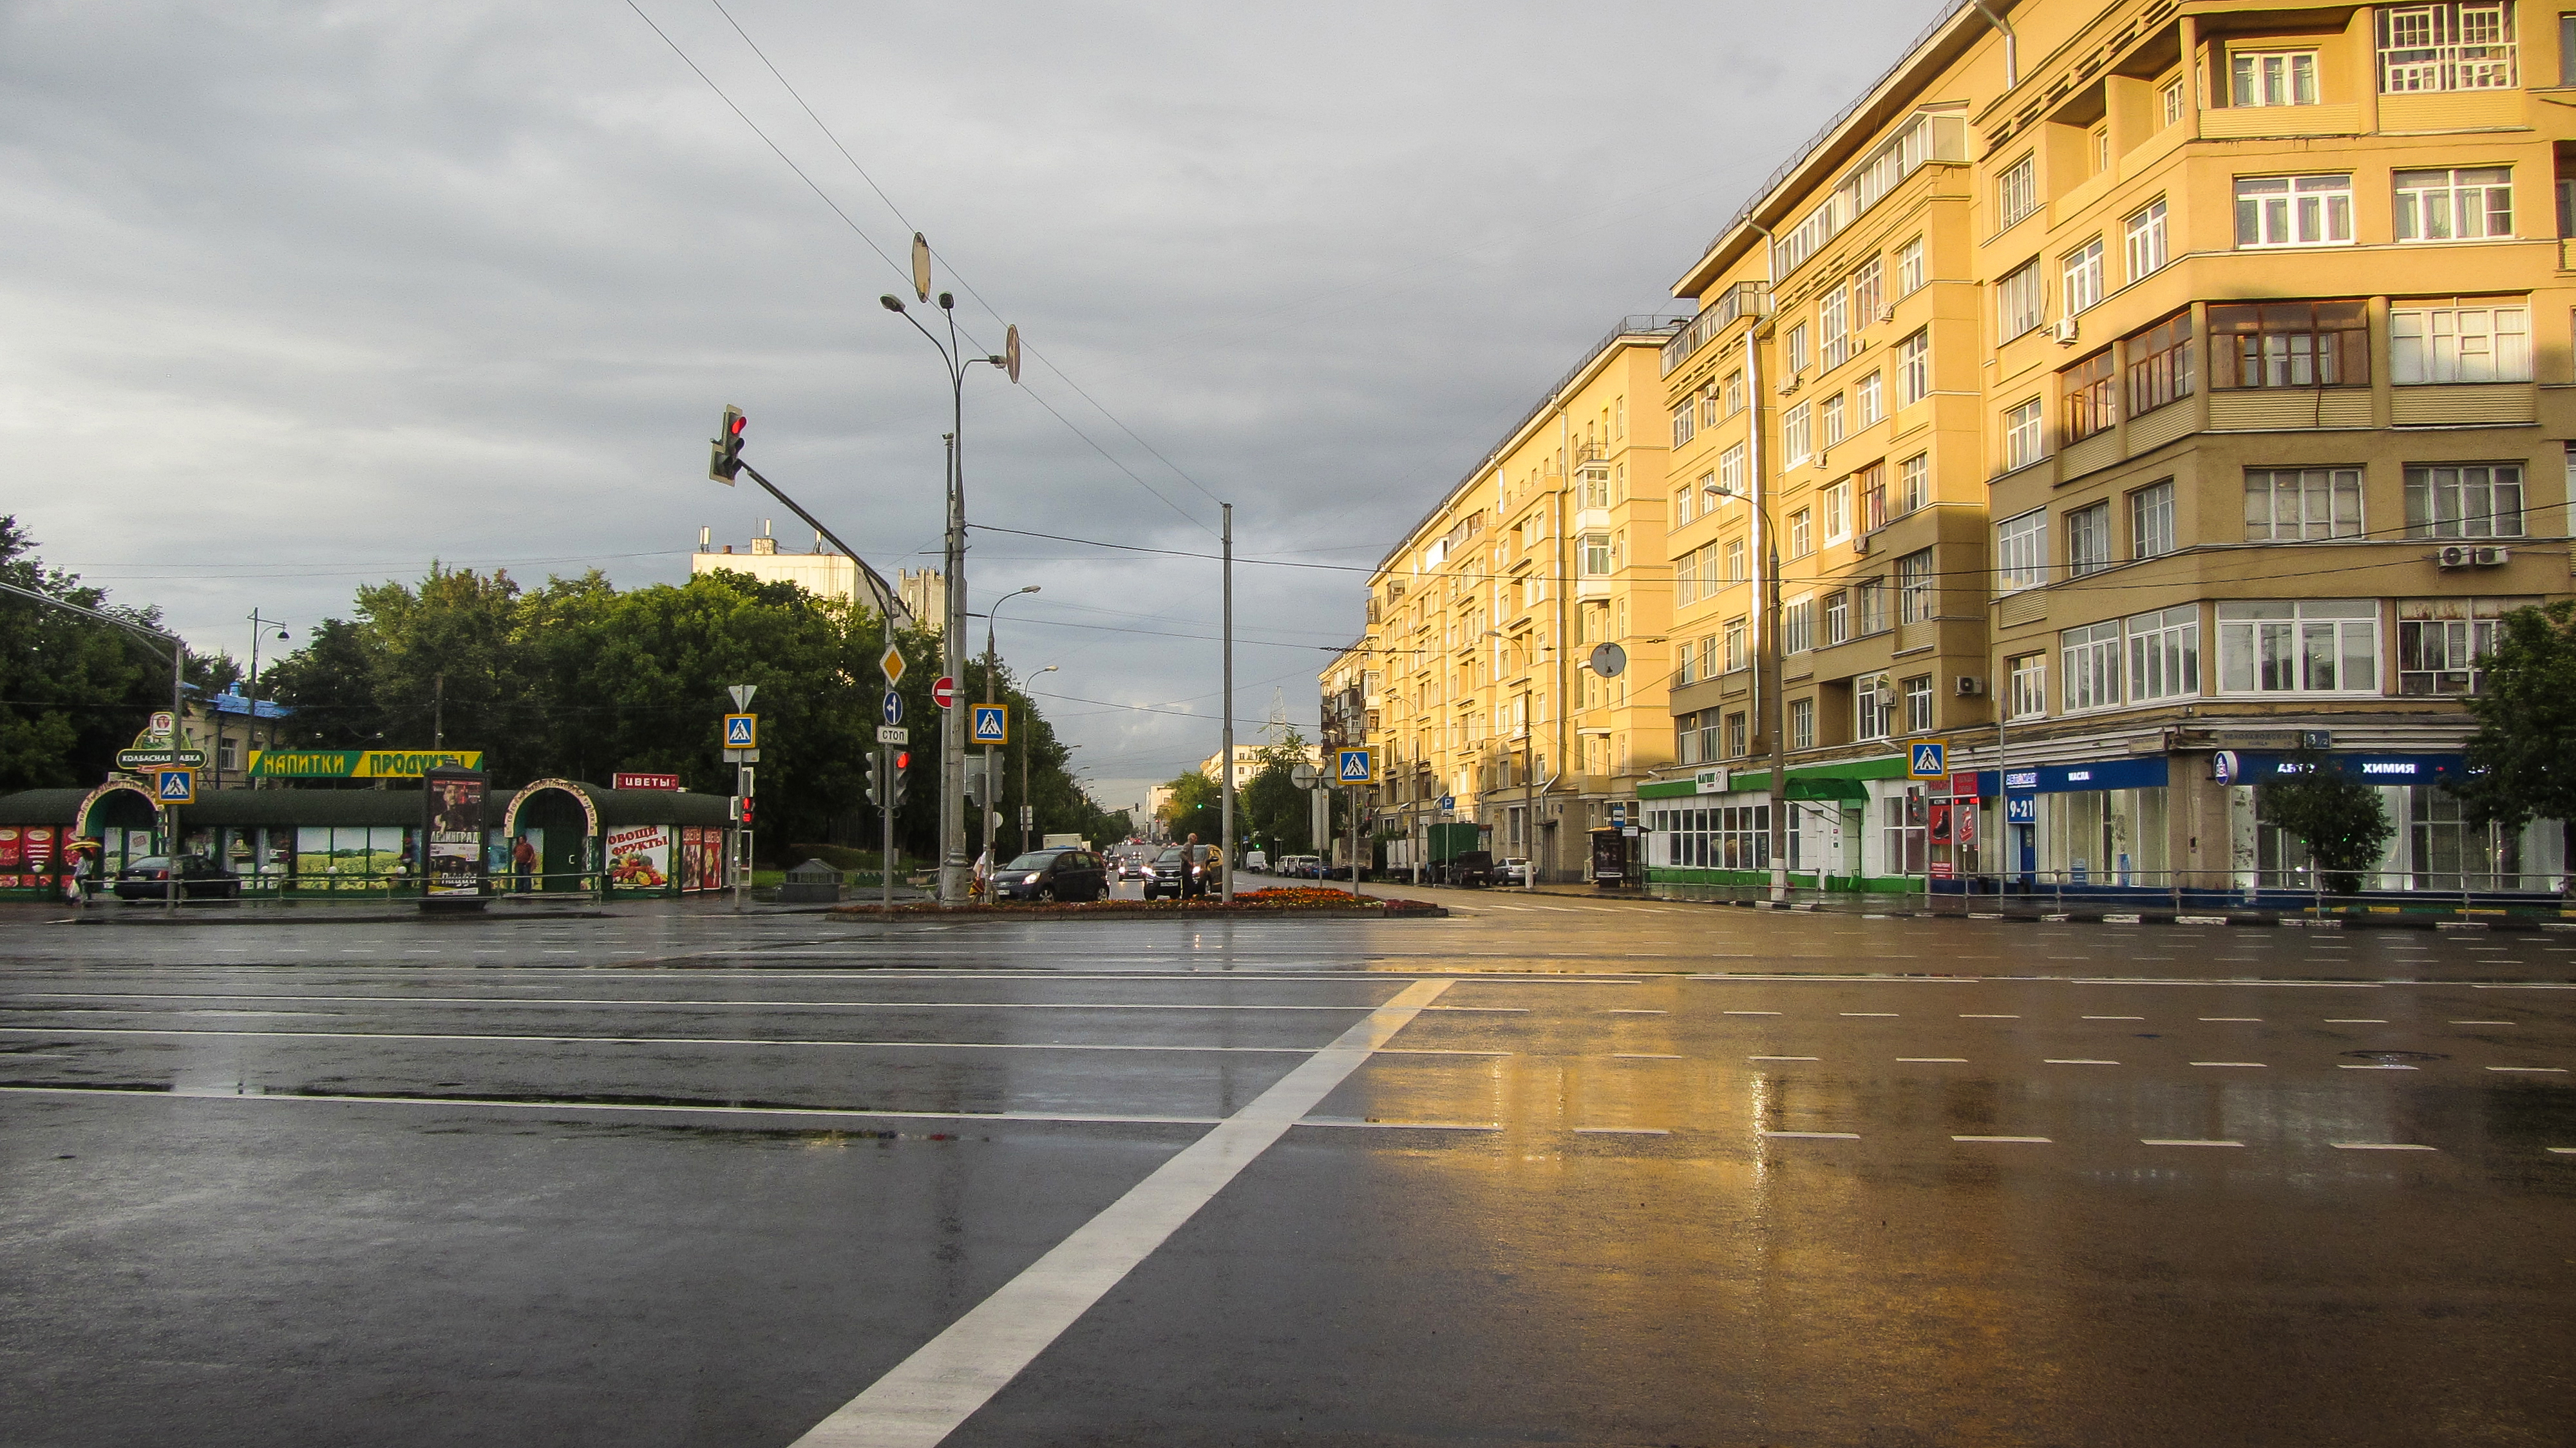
[{"left": 3, "top": 894, "right": 2573, "bottom": 1446}]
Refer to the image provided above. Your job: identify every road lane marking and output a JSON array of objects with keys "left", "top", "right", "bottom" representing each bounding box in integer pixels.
[
  {"left": 0, "top": 1026, "right": 1324, "bottom": 1055},
  {"left": 1602, "top": 1009, "right": 1668, "bottom": 1015},
  {"left": 1961, "top": 1014, "right": 2020, "bottom": 1019},
  {"left": 1748, "top": 1055, "right": 1820, "bottom": 1062},
  {"left": 2550, "top": 1147, "right": 2576, "bottom": 1155},
  {"left": 1573, "top": 1127, "right": 1670, "bottom": 1135},
  {"left": 2340, "top": 1063, "right": 2419, "bottom": 1070},
  {"left": 2199, "top": 1017, "right": 2261, "bottom": 1022},
  {"left": 2450, "top": 1020, "right": 2514, "bottom": 1025},
  {"left": 6, "top": 993, "right": 1434, "bottom": 1015},
  {"left": 1759, "top": 1130, "right": 1858, "bottom": 1139},
  {"left": 1897, "top": 1057, "right": 1969, "bottom": 1063},
  {"left": 1296, "top": 1119, "right": 1499, "bottom": 1131},
  {"left": 1723, "top": 1010, "right": 1782, "bottom": 1016},
  {"left": 0, "top": 1083, "right": 1226, "bottom": 1127},
  {"left": 1953, "top": 1135, "right": 2050, "bottom": 1144},
  {"left": 2141, "top": 1139, "right": 2244, "bottom": 1147},
  {"left": 2331, "top": 1142, "right": 2436, "bottom": 1151},
  {"left": 785, "top": 977, "right": 1454, "bottom": 1448},
  {"left": 2486, "top": 1066, "right": 2567, "bottom": 1073},
  {"left": 2190, "top": 1062, "right": 2267, "bottom": 1068},
  {"left": 2045, "top": 1059, "right": 2119, "bottom": 1065},
  {"left": 2325, "top": 1019, "right": 2390, "bottom": 1024},
  {"left": 2083, "top": 1016, "right": 2145, "bottom": 1020},
  {"left": 1841, "top": 1012, "right": 1899, "bottom": 1018},
  {"left": 1610, "top": 1053, "right": 1681, "bottom": 1060}
]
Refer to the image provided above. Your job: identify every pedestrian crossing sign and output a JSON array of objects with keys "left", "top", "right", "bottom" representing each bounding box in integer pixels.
[
  {"left": 1908, "top": 740, "right": 1947, "bottom": 779},
  {"left": 971, "top": 705, "right": 1008, "bottom": 745},
  {"left": 1336, "top": 748, "right": 1376, "bottom": 785},
  {"left": 155, "top": 767, "right": 195, "bottom": 804},
  {"left": 724, "top": 713, "right": 758, "bottom": 749}
]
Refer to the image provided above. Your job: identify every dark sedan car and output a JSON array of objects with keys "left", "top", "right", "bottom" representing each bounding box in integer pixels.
[
  {"left": 1142, "top": 846, "right": 1190, "bottom": 899},
  {"left": 113, "top": 855, "right": 241, "bottom": 902},
  {"left": 992, "top": 849, "right": 1108, "bottom": 902}
]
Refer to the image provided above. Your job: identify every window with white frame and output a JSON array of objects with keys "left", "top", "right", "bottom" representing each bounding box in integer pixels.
[
  {"left": 2218, "top": 599, "right": 2382, "bottom": 693},
  {"left": 1821, "top": 285, "right": 1852, "bottom": 368},
  {"left": 1717, "top": 443, "right": 1747, "bottom": 499},
  {"left": 2235, "top": 175, "right": 2354, "bottom": 247},
  {"left": 2003, "top": 397, "right": 2044, "bottom": 470},
  {"left": 1857, "top": 578, "right": 1889, "bottom": 634},
  {"left": 1675, "top": 553, "right": 1699, "bottom": 608},
  {"left": 1898, "top": 453, "right": 1928, "bottom": 513},
  {"left": 1723, "top": 369, "right": 1746, "bottom": 417},
  {"left": 1671, "top": 484, "right": 1694, "bottom": 529},
  {"left": 2390, "top": 303, "right": 2530, "bottom": 381},
  {"left": 2405, "top": 462, "right": 2525, "bottom": 536},
  {"left": 2398, "top": 595, "right": 2532, "bottom": 694},
  {"left": 1788, "top": 507, "right": 1814, "bottom": 558},
  {"left": 1781, "top": 402, "right": 1813, "bottom": 465},
  {"left": 1851, "top": 256, "right": 1884, "bottom": 326},
  {"left": 1897, "top": 547, "right": 1935, "bottom": 623},
  {"left": 2007, "top": 653, "right": 2047, "bottom": 719},
  {"left": 1822, "top": 479, "right": 1852, "bottom": 542},
  {"left": 2062, "top": 237, "right": 2105, "bottom": 314},
  {"left": 2394, "top": 167, "right": 2514, "bottom": 241},
  {"left": 1522, "top": 571, "right": 1548, "bottom": 608},
  {"left": 1855, "top": 371, "right": 1884, "bottom": 426},
  {"left": 2378, "top": 2, "right": 2518, "bottom": 93},
  {"left": 1785, "top": 595, "right": 1814, "bottom": 653},
  {"left": 2161, "top": 75, "right": 2187, "bottom": 127},
  {"left": 2125, "top": 199, "right": 2168, "bottom": 280},
  {"left": 1724, "top": 617, "right": 1748, "bottom": 672},
  {"left": 1856, "top": 675, "right": 1897, "bottom": 741},
  {"left": 1904, "top": 674, "right": 1934, "bottom": 733},
  {"left": 1997, "top": 509, "right": 2047, "bottom": 591},
  {"left": 1897, "top": 329, "right": 1931, "bottom": 405},
  {"left": 1997, "top": 155, "right": 2038, "bottom": 228},
  {"left": 2126, "top": 604, "right": 2201, "bottom": 701},
  {"left": 2130, "top": 480, "right": 2177, "bottom": 558},
  {"left": 1897, "top": 236, "right": 1926, "bottom": 294},
  {"left": 1676, "top": 642, "right": 1698, "bottom": 687},
  {"left": 1787, "top": 323, "right": 1812, "bottom": 375},
  {"left": 1822, "top": 392, "right": 1846, "bottom": 447},
  {"left": 1580, "top": 533, "right": 1612, "bottom": 575},
  {"left": 1823, "top": 590, "right": 1850, "bottom": 645},
  {"left": 2061, "top": 620, "right": 2123, "bottom": 712},
  {"left": 2244, "top": 467, "right": 2364, "bottom": 540},
  {"left": 1723, "top": 536, "right": 1747, "bottom": 584},
  {"left": 2067, "top": 501, "right": 2112, "bottom": 576},
  {"left": 1725, "top": 712, "right": 1748, "bottom": 759},
  {"left": 1789, "top": 696, "right": 1815, "bottom": 750},
  {"left": 2231, "top": 49, "right": 2320, "bottom": 104},
  {"left": 1998, "top": 260, "right": 2043, "bottom": 339},
  {"left": 1671, "top": 398, "right": 1695, "bottom": 448}
]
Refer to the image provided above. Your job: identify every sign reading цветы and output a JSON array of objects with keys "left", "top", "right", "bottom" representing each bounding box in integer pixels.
[{"left": 613, "top": 772, "right": 682, "bottom": 792}]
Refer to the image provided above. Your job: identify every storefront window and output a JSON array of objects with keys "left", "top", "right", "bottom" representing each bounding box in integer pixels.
[
  {"left": 2408, "top": 785, "right": 2522, "bottom": 890},
  {"left": 1882, "top": 788, "right": 1927, "bottom": 875}
]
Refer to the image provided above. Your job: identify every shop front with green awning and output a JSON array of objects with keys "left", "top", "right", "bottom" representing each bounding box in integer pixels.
[{"left": 1637, "top": 756, "right": 1913, "bottom": 891}]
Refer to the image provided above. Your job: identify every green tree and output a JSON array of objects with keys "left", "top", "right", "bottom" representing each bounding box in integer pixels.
[
  {"left": 2259, "top": 747, "right": 2397, "bottom": 895},
  {"left": 0, "top": 517, "right": 175, "bottom": 790},
  {"left": 1157, "top": 769, "right": 1222, "bottom": 846},
  {"left": 2450, "top": 598, "right": 2576, "bottom": 893},
  {"left": 1240, "top": 731, "right": 1314, "bottom": 858}
]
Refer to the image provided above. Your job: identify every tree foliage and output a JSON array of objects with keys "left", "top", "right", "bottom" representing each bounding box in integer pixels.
[
  {"left": 2258, "top": 747, "right": 2398, "bottom": 895},
  {"left": 2450, "top": 598, "right": 2576, "bottom": 889},
  {"left": 1240, "top": 731, "right": 1316, "bottom": 857},
  {"left": 1157, "top": 768, "right": 1222, "bottom": 846}
]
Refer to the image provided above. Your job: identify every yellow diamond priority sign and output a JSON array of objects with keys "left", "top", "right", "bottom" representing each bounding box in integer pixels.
[{"left": 879, "top": 643, "right": 906, "bottom": 687}]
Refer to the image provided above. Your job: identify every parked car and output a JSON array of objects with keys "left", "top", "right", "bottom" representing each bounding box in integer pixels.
[
  {"left": 992, "top": 848, "right": 1108, "bottom": 902},
  {"left": 1143, "top": 846, "right": 1190, "bottom": 899},
  {"left": 1497, "top": 857, "right": 1532, "bottom": 885},
  {"left": 1447, "top": 850, "right": 1497, "bottom": 887},
  {"left": 1276, "top": 854, "right": 1320, "bottom": 879},
  {"left": 113, "top": 855, "right": 242, "bottom": 902},
  {"left": 1242, "top": 850, "right": 1269, "bottom": 873},
  {"left": 1318, "top": 862, "right": 1354, "bottom": 881}
]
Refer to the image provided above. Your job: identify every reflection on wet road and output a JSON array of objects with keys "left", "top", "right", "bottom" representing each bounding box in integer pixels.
[{"left": 2, "top": 904, "right": 2571, "bottom": 1445}]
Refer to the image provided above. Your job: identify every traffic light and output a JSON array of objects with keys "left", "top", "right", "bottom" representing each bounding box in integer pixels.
[
  {"left": 865, "top": 754, "right": 882, "bottom": 807},
  {"left": 891, "top": 750, "right": 912, "bottom": 808},
  {"left": 709, "top": 405, "right": 746, "bottom": 483},
  {"left": 739, "top": 796, "right": 755, "bottom": 826}
]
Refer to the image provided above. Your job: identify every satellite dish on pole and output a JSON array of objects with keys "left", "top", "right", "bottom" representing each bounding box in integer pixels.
[
  {"left": 911, "top": 232, "right": 932, "bottom": 303},
  {"left": 1589, "top": 643, "right": 1627, "bottom": 678},
  {"left": 1004, "top": 324, "right": 1021, "bottom": 383}
]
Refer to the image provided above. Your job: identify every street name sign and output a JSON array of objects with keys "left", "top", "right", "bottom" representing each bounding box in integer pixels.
[
  {"left": 117, "top": 748, "right": 207, "bottom": 769},
  {"left": 970, "top": 705, "right": 1008, "bottom": 745},
  {"left": 724, "top": 714, "right": 758, "bottom": 748},
  {"left": 1908, "top": 740, "right": 1947, "bottom": 778},
  {"left": 612, "top": 772, "right": 680, "bottom": 791},
  {"left": 1336, "top": 748, "right": 1376, "bottom": 785},
  {"left": 876, "top": 726, "right": 909, "bottom": 745},
  {"left": 155, "top": 768, "right": 196, "bottom": 805}
]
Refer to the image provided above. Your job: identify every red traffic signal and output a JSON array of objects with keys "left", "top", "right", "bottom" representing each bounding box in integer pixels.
[
  {"left": 895, "top": 750, "right": 911, "bottom": 770},
  {"left": 710, "top": 405, "right": 747, "bottom": 484}
]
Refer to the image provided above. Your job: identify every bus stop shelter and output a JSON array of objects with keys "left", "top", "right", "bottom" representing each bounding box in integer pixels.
[{"left": 499, "top": 780, "right": 735, "bottom": 898}]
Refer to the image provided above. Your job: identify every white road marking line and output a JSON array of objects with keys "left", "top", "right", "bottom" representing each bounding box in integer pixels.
[
  {"left": 2190, "top": 1062, "right": 2267, "bottom": 1068},
  {"left": 1954, "top": 1135, "right": 2050, "bottom": 1144},
  {"left": 784, "top": 978, "right": 1454, "bottom": 1448},
  {"left": 0, "top": 1083, "right": 1226, "bottom": 1127},
  {"left": 1610, "top": 1053, "right": 1682, "bottom": 1060},
  {"left": 8, "top": 993, "right": 1416, "bottom": 1014},
  {"left": 2141, "top": 1139, "right": 2244, "bottom": 1147},
  {"left": 1603, "top": 1009, "right": 1668, "bottom": 1015},
  {"left": 1572, "top": 1126, "right": 1671, "bottom": 1135},
  {"left": 2083, "top": 1015, "right": 2145, "bottom": 1020},
  {"left": 1294, "top": 1119, "right": 1499, "bottom": 1132},
  {"left": 2045, "top": 1058, "right": 2120, "bottom": 1065},
  {"left": 2486, "top": 1066, "right": 2568, "bottom": 1073},
  {"left": 2325, "top": 1019, "right": 2390, "bottom": 1024},
  {"left": 2331, "top": 1142, "right": 2436, "bottom": 1151},
  {"left": 0, "top": 1026, "right": 1323, "bottom": 1055},
  {"left": 1897, "top": 1057, "right": 1969, "bottom": 1063},
  {"left": 2340, "top": 1063, "right": 2418, "bottom": 1071},
  {"left": 1840, "top": 1012, "right": 1900, "bottom": 1018},
  {"left": 1961, "top": 1014, "right": 2020, "bottom": 1019},
  {"left": 2550, "top": 1147, "right": 2576, "bottom": 1155},
  {"left": 1760, "top": 1130, "right": 1859, "bottom": 1139},
  {"left": 1723, "top": 1009, "right": 1783, "bottom": 1016},
  {"left": 2450, "top": 1020, "right": 2514, "bottom": 1025},
  {"left": 2199, "top": 1017, "right": 2262, "bottom": 1022},
  {"left": 1748, "top": 1055, "right": 1821, "bottom": 1062}
]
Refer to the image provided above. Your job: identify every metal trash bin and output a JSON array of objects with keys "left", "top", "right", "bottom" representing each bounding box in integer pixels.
[{"left": 779, "top": 858, "right": 844, "bottom": 903}]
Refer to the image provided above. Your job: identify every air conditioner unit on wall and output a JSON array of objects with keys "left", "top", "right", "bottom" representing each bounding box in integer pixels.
[
  {"left": 1777, "top": 373, "right": 1801, "bottom": 395},
  {"left": 2436, "top": 544, "right": 2506, "bottom": 568},
  {"left": 2050, "top": 318, "right": 2079, "bottom": 344},
  {"left": 1877, "top": 306, "right": 1896, "bottom": 325},
  {"left": 1955, "top": 676, "right": 1984, "bottom": 696},
  {"left": 2472, "top": 545, "right": 2511, "bottom": 566}
]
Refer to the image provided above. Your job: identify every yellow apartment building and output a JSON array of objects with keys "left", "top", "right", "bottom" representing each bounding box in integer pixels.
[
  {"left": 1327, "top": 319, "right": 1681, "bottom": 882},
  {"left": 1640, "top": 0, "right": 2570, "bottom": 898}
]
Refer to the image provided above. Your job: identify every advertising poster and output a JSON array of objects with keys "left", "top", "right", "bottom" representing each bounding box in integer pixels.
[
  {"left": 25, "top": 828, "right": 55, "bottom": 869},
  {"left": 702, "top": 829, "right": 726, "bottom": 891},
  {"left": 0, "top": 829, "right": 18, "bottom": 870},
  {"left": 421, "top": 769, "right": 487, "bottom": 897},
  {"left": 605, "top": 824, "right": 672, "bottom": 891},
  {"left": 678, "top": 826, "right": 702, "bottom": 891}
]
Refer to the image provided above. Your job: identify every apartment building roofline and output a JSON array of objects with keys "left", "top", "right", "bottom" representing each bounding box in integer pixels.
[
  {"left": 1672, "top": 0, "right": 2005, "bottom": 299},
  {"left": 1370, "top": 314, "right": 1689, "bottom": 577}
]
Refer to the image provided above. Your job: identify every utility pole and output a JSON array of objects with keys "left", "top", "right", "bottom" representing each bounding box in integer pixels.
[
  {"left": 243, "top": 611, "right": 288, "bottom": 790},
  {"left": 433, "top": 672, "right": 444, "bottom": 750},
  {"left": 1220, "top": 503, "right": 1235, "bottom": 902}
]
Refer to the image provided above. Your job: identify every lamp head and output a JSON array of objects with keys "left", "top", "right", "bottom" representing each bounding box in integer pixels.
[
  {"left": 1020, "top": 585, "right": 1041, "bottom": 596},
  {"left": 938, "top": 291, "right": 954, "bottom": 311},
  {"left": 879, "top": 295, "right": 905, "bottom": 313}
]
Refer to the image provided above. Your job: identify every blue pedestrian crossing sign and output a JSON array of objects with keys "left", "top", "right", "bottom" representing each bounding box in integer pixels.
[
  {"left": 155, "top": 767, "right": 195, "bottom": 804},
  {"left": 1908, "top": 739, "right": 1947, "bottom": 778},
  {"left": 881, "top": 692, "right": 903, "bottom": 726},
  {"left": 971, "top": 705, "right": 1008, "bottom": 745},
  {"left": 1336, "top": 747, "right": 1376, "bottom": 785},
  {"left": 723, "top": 713, "right": 758, "bottom": 748}
]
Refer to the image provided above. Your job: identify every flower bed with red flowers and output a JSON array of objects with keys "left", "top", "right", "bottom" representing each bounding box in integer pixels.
[{"left": 830, "top": 888, "right": 1444, "bottom": 920}]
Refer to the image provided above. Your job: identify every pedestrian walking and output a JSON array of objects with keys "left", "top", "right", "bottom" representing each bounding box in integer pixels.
[{"left": 511, "top": 834, "right": 537, "bottom": 893}]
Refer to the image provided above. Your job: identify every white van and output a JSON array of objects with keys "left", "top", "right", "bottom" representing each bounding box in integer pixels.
[{"left": 1242, "top": 850, "right": 1269, "bottom": 873}]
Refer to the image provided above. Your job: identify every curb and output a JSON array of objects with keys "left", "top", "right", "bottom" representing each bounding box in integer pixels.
[{"left": 1710, "top": 899, "right": 2576, "bottom": 933}]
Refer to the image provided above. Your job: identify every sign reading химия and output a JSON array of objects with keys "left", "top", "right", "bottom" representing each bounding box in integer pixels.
[{"left": 247, "top": 749, "right": 486, "bottom": 779}]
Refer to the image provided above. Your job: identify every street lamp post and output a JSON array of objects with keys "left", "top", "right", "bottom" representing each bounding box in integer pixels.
[
  {"left": 1024, "top": 665, "right": 1058, "bottom": 855},
  {"left": 243, "top": 613, "right": 289, "bottom": 792},
  {"left": 882, "top": 234, "right": 1021, "bottom": 906},
  {"left": 981, "top": 585, "right": 1039, "bottom": 872}
]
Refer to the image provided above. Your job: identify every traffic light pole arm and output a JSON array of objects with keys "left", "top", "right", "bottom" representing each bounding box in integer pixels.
[{"left": 730, "top": 462, "right": 911, "bottom": 629}]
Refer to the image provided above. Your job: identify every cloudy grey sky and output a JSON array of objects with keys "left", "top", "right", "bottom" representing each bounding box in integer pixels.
[{"left": 5, "top": 0, "right": 1943, "bottom": 812}]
